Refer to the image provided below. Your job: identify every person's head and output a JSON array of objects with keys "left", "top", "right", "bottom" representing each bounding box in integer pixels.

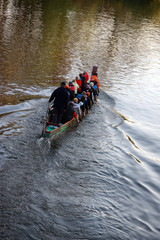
[
  {"left": 69, "top": 81, "right": 73, "bottom": 85},
  {"left": 85, "top": 84, "right": 89, "bottom": 89},
  {"left": 61, "top": 82, "right": 66, "bottom": 87},
  {"left": 80, "top": 96, "right": 85, "bottom": 101},
  {"left": 73, "top": 98, "right": 78, "bottom": 103},
  {"left": 90, "top": 82, "right": 94, "bottom": 87}
]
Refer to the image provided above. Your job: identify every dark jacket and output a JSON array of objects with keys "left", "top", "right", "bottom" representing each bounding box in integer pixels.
[
  {"left": 49, "top": 87, "right": 69, "bottom": 109},
  {"left": 61, "top": 103, "right": 75, "bottom": 123},
  {"left": 80, "top": 76, "right": 86, "bottom": 92}
]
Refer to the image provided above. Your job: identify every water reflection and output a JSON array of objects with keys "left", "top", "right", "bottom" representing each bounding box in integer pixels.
[
  {"left": 111, "top": 0, "right": 160, "bottom": 18},
  {"left": 0, "top": 0, "right": 160, "bottom": 106},
  {"left": 0, "top": 0, "right": 43, "bottom": 89}
]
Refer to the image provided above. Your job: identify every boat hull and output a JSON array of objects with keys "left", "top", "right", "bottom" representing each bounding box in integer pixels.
[{"left": 43, "top": 117, "right": 77, "bottom": 139}]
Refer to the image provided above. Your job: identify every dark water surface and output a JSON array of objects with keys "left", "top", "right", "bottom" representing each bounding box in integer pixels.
[{"left": 1, "top": 0, "right": 160, "bottom": 239}]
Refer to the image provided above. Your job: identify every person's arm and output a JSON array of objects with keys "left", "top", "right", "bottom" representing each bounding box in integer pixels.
[{"left": 49, "top": 90, "right": 56, "bottom": 103}]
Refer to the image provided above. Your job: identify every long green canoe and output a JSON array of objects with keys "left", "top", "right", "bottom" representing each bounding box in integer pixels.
[{"left": 41, "top": 66, "right": 98, "bottom": 140}]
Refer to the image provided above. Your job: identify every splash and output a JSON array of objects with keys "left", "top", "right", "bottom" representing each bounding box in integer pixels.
[{"left": 37, "top": 137, "right": 51, "bottom": 154}]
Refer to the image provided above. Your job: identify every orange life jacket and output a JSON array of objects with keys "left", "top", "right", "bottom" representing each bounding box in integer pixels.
[
  {"left": 65, "top": 84, "right": 69, "bottom": 89},
  {"left": 90, "top": 75, "right": 100, "bottom": 90}
]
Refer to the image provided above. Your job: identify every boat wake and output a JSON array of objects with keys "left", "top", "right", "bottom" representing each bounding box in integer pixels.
[{"left": 37, "top": 137, "right": 51, "bottom": 154}]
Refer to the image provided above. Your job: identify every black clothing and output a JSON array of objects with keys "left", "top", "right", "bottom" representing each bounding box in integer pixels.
[
  {"left": 80, "top": 76, "right": 86, "bottom": 92},
  {"left": 51, "top": 107, "right": 64, "bottom": 124},
  {"left": 49, "top": 86, "right": 69, "bottom": 124},
  {"left": 89, "top": 87, "right": 94, "bottom": 104},
  {"left": 69, "top": 90, "right": 75, "bottom": 101},
  {"left": 61, "top": 103, "right": 75, "bottom": 123},
  {"left": 49, "top": 87, "right": 69, "bottom": 109}
]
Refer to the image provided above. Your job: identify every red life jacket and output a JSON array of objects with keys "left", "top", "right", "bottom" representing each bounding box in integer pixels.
[
  {"left": 83, "top": 72, "right": 89, "bottom": 84},
  {"left": 69, "top": 84, "right": 75, "bottom": 92},
  {"left": 76, "top": 79, "right": 81, "bottom": 92}
]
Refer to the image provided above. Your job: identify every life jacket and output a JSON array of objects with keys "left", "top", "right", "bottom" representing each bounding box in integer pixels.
[
  {"left": 65, "top": 84, "right": 69, "bottom": 89},
  {"left": 90, "top": 75, "right": 100, "bottom": 90},
  {"left": 69, "top": 83, "right": 75, "bottom": 92},
  {"left": 76, "top": 79, "right": 81, "bottom": 92},
  {"left": 83, "top": 72, "right": 89, "bottom": 84}
]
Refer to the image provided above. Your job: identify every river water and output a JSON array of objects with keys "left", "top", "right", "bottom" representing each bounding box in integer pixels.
[{"left": 0, "top": 0, "right": 160, "bottom": 239}]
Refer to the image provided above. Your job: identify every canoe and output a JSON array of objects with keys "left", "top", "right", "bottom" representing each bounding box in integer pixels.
[
  {"left": 41, "top": 100, "right": 96, "bottom": 140},
  {"left": 42, "top": 117, "right": 77, "bottom": 139},
  {"left": 41, "top": 66, "right": 98, "bottom": 140}
]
